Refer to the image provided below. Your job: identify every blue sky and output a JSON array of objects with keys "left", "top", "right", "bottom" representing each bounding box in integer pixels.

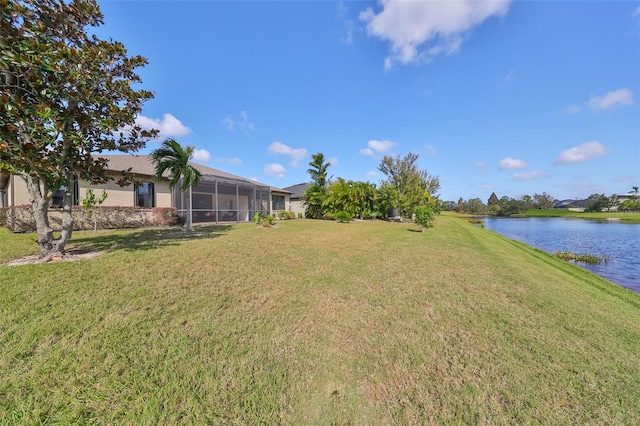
[{"left": 96, "top": 0, "right": 639, "bottom": 202}]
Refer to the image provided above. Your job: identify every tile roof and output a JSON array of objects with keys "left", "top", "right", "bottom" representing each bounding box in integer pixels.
[
  {"left": 282, "top": 182, "right": 309, "bottom": 199},
  {"left": 99, "top": 154, "right": 278, "bottom": 189}
]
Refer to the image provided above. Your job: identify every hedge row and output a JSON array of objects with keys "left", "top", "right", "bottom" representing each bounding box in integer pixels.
[{"left": 0, "top": 205, "right": 182, "bottom": 233}]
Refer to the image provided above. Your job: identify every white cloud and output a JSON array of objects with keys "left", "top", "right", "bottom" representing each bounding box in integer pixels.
[
  {"left": 360, "top": 139, "right": 395, "bottom": 156},
  {"left": 328, "top": 157, "right": 339, "bottom": 166},
  {"left": 135, "top": 113, "right": 190, "bottom": 138},
  {"left": 633, "top": 6, "right": 640, "bottom": 17},
  {"left": 499, "top": 156, "right": 528, "bottom": 170},
  {"left": 425, "top": 144, "right": 436, "bottom": 156},
  {"left": 588, "top": 88, "right": 635, "bottom": 111},
  {"left": 359, "top": 0, "right": 511, "bottom": 70},
  {"left": 221, "top": 111, "right": 255, "bottom": 133},
  {"left": 513, "top": 171, "right": 544, "bottom": 181},
  {"left": 555, "top": 141, "right": 610, "bottom": 165},
  {"left": 366, "top": 170, "right": 378, "bottom": 178},
  {"left": 264, "top": 163, "right": 286, "bottom": 179},
  {"left": 267, "top": 141, "right": 308, "bottom": 167},
  {"left": 192, "top": 148, "right": 211, "bottom": 163},
  {"left": 214, "top": 157, "right": 243, "bottom": 165}
]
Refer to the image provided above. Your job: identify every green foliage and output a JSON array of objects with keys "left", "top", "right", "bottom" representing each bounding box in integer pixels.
[
  {"left": 302, "top": 153, "right": 332, "bottom": 219},
  {"left": 554, "top": 251, "right": 612, "bottom": 265},
  {"left": 324, "top": 178, "right": 381, "bottom": 220},
  {"left": 81, "top": 188, "right": 108, "bottom": 234},
  {"left": 151, "top": 138, "right": 202, "bottom": 232},
  {"left": 298, "top": 212, "right": 303, "bottom": 218},
  {"left": 585, "top": 194, "right": 610, "bottom": 213},
  {"left": 277, "top": 210, "right": 289, "bottom": 220},
  {"left": 0, "top": 0, "right": 156, "bottom": 254},
  {"left": 260, "top": 214, "right": 275, "bottom": 227},
  {"left": 414, "top": 204, "right": 436, "bottom": 231},
  {"left": 335, "top": 211, "right": 352, "bottom": 223},
  {"left": 254, "top": 212, "right": 263, "bottom": 224},
  {"left": 378, "top": 152, "right": 440, "bottom": 219}
]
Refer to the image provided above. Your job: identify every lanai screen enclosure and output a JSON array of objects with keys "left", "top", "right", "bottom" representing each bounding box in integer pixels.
[{"left": 173, "top": 174, "right": 271, "bottom": 224}]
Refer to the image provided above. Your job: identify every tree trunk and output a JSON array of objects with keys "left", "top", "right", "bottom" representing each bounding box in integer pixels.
[{"left": 24, "top": 174, "right": 74, "bottom": 260}]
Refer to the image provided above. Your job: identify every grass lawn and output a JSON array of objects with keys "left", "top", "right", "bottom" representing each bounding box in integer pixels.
[
  {"left": 520, "top": 209, "right": 640, "bottom": 222},
  {"left": 1, "top": 216, "right": 640, "bottom": 424}
]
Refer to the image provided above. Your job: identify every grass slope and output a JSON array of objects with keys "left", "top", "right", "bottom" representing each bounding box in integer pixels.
[{"left": 1, "top": 217, "right": 639, "bottom": 424}]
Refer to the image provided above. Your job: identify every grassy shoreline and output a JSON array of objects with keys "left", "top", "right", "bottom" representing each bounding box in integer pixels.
[
  {"left": 518, "top": 209, "right": 640, "bottom": 222},
  {"left": 1, "top": 217, "right": 639, "bottom": 423}
]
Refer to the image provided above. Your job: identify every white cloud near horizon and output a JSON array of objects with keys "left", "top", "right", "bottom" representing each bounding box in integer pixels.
[
  {"left": 264, "top": 163, "right": 286, "bottom": 179},
  {"left": 588, "top": 88, "right": 635, "bottom": 111},
  {"left": 555, "top": 141, "right": 610, "bottom": 165},
  {"left": 328, "top": 157, "right": 339, "bottom": 167},
  {"left": 267, "top": 141, "right": 308, "bottom": 167},
  {"left": 135, "top": 113, "right": 191, "bottom": 138},
  {"left": 633, "top": 5, "right": 640, "bottom": 17},
  {"left": 360, "top": 139, "right": 396, "bottom": 156},
  {"left": 513, "top": 170, "right": 544, "bottom": 181},
  {"left": 499, "top": 156, "right": 528, "bottom": 170},
  {"left": 359, "top": 0, "right": 511, "bottom": 71},
  {"left": 192, "top": 148, "right": 211, "bottom": 163},
  {"left": 366, "top": 170, "right": 378, "bottom": 178}
]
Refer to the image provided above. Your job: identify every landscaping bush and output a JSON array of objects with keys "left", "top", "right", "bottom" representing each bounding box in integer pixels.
[
  {"left": 277, "top": 210, "right": 289, "bottom": 220},
  {"left": 335, "top": 211, "right": 352, "bottom": 223}
]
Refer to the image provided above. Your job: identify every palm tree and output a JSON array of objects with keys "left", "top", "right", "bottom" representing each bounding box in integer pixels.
[
  {"left": 151, "top": 138, "right": 203, "bottom": 232},
  {"left": 633, "top": 186, "right": 639, "bottom": 195}
]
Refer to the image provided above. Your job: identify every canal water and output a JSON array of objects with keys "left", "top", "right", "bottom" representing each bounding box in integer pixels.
[{"left": 482, "top": 217, "right": 640, "bottom": 294}]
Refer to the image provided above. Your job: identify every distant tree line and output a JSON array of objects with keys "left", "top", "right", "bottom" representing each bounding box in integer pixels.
[
  {"left": 445, "top": 186, "right": 640, "bottom": 216},
  {"left": 445, "top": 192, "right": 556, "bottom": 216},
  {"left": 302, "top": 152, "right": 440, "bottom": 226}
]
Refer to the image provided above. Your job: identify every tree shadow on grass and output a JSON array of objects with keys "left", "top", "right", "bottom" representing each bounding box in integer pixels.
[{"left": 69, "top": 225, "right": 234, "bottom": 254}]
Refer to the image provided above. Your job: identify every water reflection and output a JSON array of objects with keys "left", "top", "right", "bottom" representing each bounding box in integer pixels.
[{"left": 483, "top": 217, "right": 640, "bottom": 293}]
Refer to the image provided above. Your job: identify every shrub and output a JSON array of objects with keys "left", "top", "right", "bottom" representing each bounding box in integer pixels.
[
  {"left": 335, "top": 211, "right": 352, "bottom": 223},
  {"left": 253, "top": 212, "right": 264, "bottom": 224},
  {"left": 289, "top": 211, "right": 296, "bottom": 219},
  {"left": 152, "top": 207, "right": 182, "bottom": 226},
  {"left": 414, "top": 204, "right": 436, "bottom": 231},
  {"left": 260, "top": 214, "right": 275, "bottom": 227},
  {"left": 297, "top": 212, "right": 303, "bottom": 219},
  {"left": 277, "top": 210, "right": 289, "bottom": 220}
]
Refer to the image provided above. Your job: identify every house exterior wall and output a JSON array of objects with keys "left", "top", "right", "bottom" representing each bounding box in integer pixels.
[
  {"left": 6, "top": 173, "right": 172, "bottom": 208},
  {"left": 289, "top": 199, "right": 305, "bottom": 217},
  {"left": 270, "top": 191, "right": 290, "bottom": 213}
]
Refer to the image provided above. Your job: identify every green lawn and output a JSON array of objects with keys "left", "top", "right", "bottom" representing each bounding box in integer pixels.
[
  {"left": 1, "top": 217, "right": 639, "bottom": 424},
  {"left": 520, "top": 209, "right": 640, "bottom": 222}
]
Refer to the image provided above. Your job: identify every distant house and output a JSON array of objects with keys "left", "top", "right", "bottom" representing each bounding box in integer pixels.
[
  {"left": 3, "top": 154, "right": 290, "bottom": 224},
  {"left": 282, "top": 183, "right": 309, "bottom": 218},
  {"left": 553, "top": 199, "right": 590, "bottom": 212}
]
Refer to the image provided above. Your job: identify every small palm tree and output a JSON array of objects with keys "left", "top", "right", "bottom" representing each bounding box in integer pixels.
[
  {"left": 151, "top": 138, "right": 203, "bottom": 232},
  {"left": 633, "top": 186, "right": 639, "bottom": 195}
]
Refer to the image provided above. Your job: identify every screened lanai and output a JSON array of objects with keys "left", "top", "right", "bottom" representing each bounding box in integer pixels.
[{"left": 173, "top": 174, "right": 271, "bottom": 224}]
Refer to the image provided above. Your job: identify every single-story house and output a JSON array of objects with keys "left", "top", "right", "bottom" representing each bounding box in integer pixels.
[
  {"left": 282, "top": 182, "right": 309, "bottom": 218},
  {"left": 553, "top": 199, "right": 590, "bottom": 212},
  {"left": 1, "top": 154, "right": 291, "bottom": 224}
]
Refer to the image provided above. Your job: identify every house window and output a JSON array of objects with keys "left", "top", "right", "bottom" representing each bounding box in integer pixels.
[
  {"left": 135, "top": 182, "right": 155, "bottom": 207},
  {"left": 51, "top": 179, "right": 79, "bottom": 208},
  {"left": 272, "top": 194, "right": 285, "bottom": 211}
]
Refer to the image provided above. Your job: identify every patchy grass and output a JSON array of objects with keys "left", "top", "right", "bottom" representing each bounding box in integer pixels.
[
  {"left": 554, "top": 251, "right": 613, "bottom": 265},
  {"left": 1, "top": 217, "right": 640, "bottom": 424}
]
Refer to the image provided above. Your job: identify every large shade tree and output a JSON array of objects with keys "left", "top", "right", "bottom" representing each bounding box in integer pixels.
[
  {"left": 151, "top": 138, "right": 202, "bottom": 232},
  {"left": 0, "top": 0, "right": 156, "bottom": 258}
]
